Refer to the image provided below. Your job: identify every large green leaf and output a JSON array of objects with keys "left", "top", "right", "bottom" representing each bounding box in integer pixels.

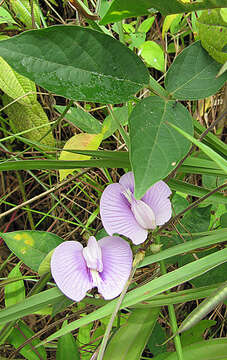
[
  {"left": 100, "top": 0, "right": 227, "bottom": 24},
  {"left": 165, "top": 41, "right": 227, "bottom": 100},
  {"left": 129, "top": 97, "right": 193, "bottom": 199},
  {"left": 103, "top": 308, "right": 160, "bottom": 360},
  {"left": 1, "top": 231, "right": 63, "bottom": 272},
  {"left": 197, "top": 9, "right": 227, "bottom": 64},
  {"left": 0, "top": 26, "right": 149, "bottom": 104}
]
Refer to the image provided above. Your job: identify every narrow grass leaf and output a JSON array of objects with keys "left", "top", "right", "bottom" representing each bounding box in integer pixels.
[
  {"left": 39, "top": 247, "right": 227, "bottom": 344},
  {"left": 168, "top": 123, "right": 227, "bottom": 174}
]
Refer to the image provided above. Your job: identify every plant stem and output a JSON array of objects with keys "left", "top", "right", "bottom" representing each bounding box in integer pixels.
[
  {"left": 107, "top": 105, "right": 130, "bottom": 149},
  {"left": 156, "top": 236, "right": 184, "bottom": 360},
  {"left": 97, "top": 250, "right": 145, "bottom": 360}
]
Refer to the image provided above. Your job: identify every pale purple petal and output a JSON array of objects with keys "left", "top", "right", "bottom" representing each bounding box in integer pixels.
[
  {"left": 83, "top": 236, "right": 103, "bottom": 272},
  {"left": 51, "top": 241, "right": 92, "bottom": 302},
  {"left": 142, "top": 181, "right": 172, "bottom": 225},
  {"left": 97, "top": 236, "right": 132, "bottom": 299},
  {"left": 119, "top": 171, "right": 135, "bottom": 193},
  {"left": 100, "top": 183, "right": 148, "bottom": 244}
]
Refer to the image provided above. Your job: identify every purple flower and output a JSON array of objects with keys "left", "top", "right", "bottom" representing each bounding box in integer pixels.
[
  {"left": 51, "top": 236, "right": 132, "bottom": 301},
  {"left": 100, "top": 172, "right": 172, "bottom": 245}
]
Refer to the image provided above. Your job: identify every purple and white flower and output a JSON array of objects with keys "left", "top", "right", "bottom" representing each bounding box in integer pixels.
[
  {"left": 100, "top": 172, "right": 172, "bottom": 245},
  {"left": 51, "top": 236, "right": 132, "bottom": 301}
]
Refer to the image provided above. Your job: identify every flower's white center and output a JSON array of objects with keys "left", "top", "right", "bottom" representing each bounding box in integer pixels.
[
  {"left": 90, "top": 269, "right": 102, "bottom": 286},
  {"left": 83, "top": 236, "right": 103, "bottom": 285},
  {"left": 122, "top": 188, "right": 156, "bottom": 230}
]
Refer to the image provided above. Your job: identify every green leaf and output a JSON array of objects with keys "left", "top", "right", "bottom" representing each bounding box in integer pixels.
[
  {"left": 138, "top": 17, "right": 155, "bottom": 33},
  {"left": 9, "top": 0, "right": 41, "bottom": 28},
  {"left": 139, "top": 41, "right": 165, "bottom": 71},
  {"left": 181, "top": 320, "right": 216, "bottom": 347},
  {"left": 168, "top": 179, "right": 227, "bottom": 205},
  {"left": 1, "top": 231, "right": 63, "bottom": 272},
  {"left": 168, "top": 123, "right": 227, "bottom": 174},
  {"left": 103, "top": 308, "right": 160, "bottom": 360},
  {"left": 100, "top": 0, "right": 227, "bottom": 24},
  {"left": 56, "top": 321, "right": 80, "bottom": 360},
  {"left": 197, "top": 9, "right": 227, "bottom": 64},
  {"left": 55, "top": 105, "right": 102, "bottom": 134},
  {"left": 164, "top": 338, "right": 227, "bottom": 360},
  {"left": 140, "top": 228, "right": 227, "bottom": 268},
  {"left": 0, "top": 158, "right": 130, "bottom": 171},
  {"left": 0, "top": 287, "right": 65, "bottom": 324},
  {"left": 0, "top": 26, "right": 149, "bottom": 104},
  {"left": 7, "top": 320, "right": 47, "bottom": 360},
  {"left": 0, "top": 7, "right": 18, "bottom": 25},
  {"left": 129, "top": 97, "right": 193, "bottom": 199},
  {"left": 100, "top": 0, "right": 153, "bottom": 25},
  {"left": 165, "top": 41, "right": 227, "bottom": 100},
  {"left": 5, "top": 263, "right": 25, "bottom": 308}
]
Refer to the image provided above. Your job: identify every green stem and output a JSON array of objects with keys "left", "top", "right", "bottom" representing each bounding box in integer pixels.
[
  {"left": 156, "top": 236, "right": 184, "bottom": 360},
  {"left": 97, "top": 251, "right": 145, "bottom": 360}
]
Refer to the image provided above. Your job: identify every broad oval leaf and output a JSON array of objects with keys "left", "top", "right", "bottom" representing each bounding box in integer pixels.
[
  {"left": 1, "top": 231, "right": 63, "bottom": 272},
  {"left": 139, "top": 41, "right": 165, "bottom": 71},
  {"left": 0, "top": 26, "right": 149, "bottom": 104},
  {"left": 165, "top": 41, "right": 227, "bottom": 100},
  {"left": 197, "top": 9, "right": 227, "bottom": 64},
  {"left": 129, "top": 97, "right": 193, "bottom": 199}
]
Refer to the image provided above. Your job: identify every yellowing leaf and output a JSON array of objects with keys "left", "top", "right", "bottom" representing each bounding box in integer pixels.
[
  {"left": 162, "top": 14, "right": 180, "bottom": 38},
  {"left": 0, "top": 57, "right": 36, "bottom": 105},
  {"left": 59, "top": 133, "right": 103, "bottom": 181},
  {"left": 3, "top": 95, "right": 55, "bottom": 149}
]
